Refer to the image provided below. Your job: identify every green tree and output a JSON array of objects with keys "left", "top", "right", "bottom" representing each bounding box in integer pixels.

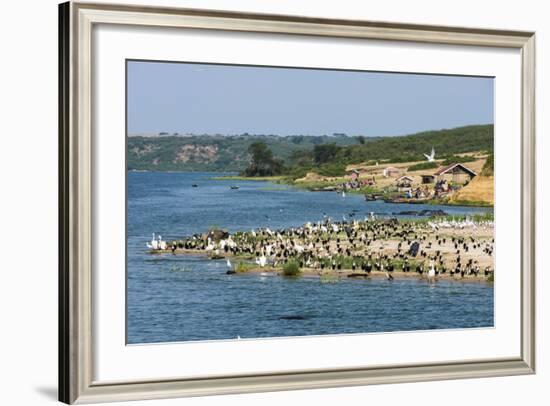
[
  {"left": 313, "top": 143, "right": 341, "bottom": 165},
  {"left": 242, "top": 141, "right": 284, "bottom": 176}
]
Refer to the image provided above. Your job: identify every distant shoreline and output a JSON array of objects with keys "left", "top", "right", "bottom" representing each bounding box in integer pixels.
[
  {"left": 209, "top": 174, "right": 494, "bottom": 208},
  {"left": 128, "top": 171, "right": 494, "bottom": 208}
]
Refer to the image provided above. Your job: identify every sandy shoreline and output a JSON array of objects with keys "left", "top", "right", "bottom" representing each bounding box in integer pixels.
[
  {"left": 233, "top": 266, "right": 492, "bottom": 283},
  {"left": 151, "top": 251, "right": 493, "bottom": 283}
]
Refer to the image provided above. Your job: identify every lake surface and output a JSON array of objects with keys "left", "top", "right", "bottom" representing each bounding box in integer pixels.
[{"left": 127, "top": 171, "right": 494, "bottom": 344}]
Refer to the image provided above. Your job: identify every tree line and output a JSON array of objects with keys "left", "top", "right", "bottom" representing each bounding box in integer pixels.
[{"left": 242, "top": 124, "right": 494, "bottom": 178}]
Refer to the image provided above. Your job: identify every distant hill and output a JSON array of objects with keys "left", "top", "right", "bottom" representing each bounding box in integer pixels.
[
  {"left": 339, "top": 124, "right": 494, "bottom": 164},
  {"left": 127, "top": 134, "right": 362, "bottom": 172},
  {"left": 281, "top": 124, "right": 494, "bottom": 178},
  {"left": 127, "top": 125, "right": 493, "bottom": 172}
]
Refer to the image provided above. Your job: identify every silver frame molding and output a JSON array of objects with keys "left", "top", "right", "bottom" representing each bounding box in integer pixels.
[{"left": 58, "top": 1, "right": 536, "bottom": 404}]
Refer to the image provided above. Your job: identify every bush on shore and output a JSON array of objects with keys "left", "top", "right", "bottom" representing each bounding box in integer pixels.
[
  {"left": 235, "top": 262, "right": 254, "bottom": 273},
  {"left": 407, "top": 161, "right": 438, "bottom": 171},
  {"left": 282, "top": 259, "right": 301, "bottom": 276}
]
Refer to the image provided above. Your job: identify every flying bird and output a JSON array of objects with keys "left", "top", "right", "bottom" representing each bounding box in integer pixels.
[{"left": 423, "top": 147, "right": 436, "bottom": 162}]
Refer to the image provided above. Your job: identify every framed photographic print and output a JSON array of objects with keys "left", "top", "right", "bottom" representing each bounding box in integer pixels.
[{"left": 59, "top": 1, "right": 536, "bottom": 404}]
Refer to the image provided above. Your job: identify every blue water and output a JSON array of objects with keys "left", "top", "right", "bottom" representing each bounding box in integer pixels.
[{"left": 127, "top": 171, "right": 494, "bottom": 344}]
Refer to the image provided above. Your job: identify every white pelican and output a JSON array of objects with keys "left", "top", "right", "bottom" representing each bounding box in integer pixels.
[
  {"left": 157, "top": 235, "right": 167, "bottom": 250},
  {"left": 146, "top": 233, "right": 159, "bottom": 250},
  {"left": 428, "top": 262, "right": 436, "bottom": 282},
  {"left": 259, "top": 255, "right": 267, "bottom": 267}
]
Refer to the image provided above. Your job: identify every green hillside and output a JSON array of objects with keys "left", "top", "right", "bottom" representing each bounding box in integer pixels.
[
  {"left": 127, "top": 124, "right": 493, "bottom": 173},
  {"left": 127, "top": 134, "right": 361, "bottom": 172},
  {"left": 339, "top": 124, "right": 493, "bottom": 164},
  {"left": 281, "top": 124, "right": 493, "bottom": 178}
]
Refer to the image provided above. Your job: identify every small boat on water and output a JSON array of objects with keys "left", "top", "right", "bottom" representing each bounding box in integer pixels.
[
  {"left": 192, "top": 184, "right": 198, "bottom": 187},
  {"left": 365, "top": 193, "right": 384, "bottom": 201},
  {"left": 230, "top": 186, "right": 240, "bottom": 190}
]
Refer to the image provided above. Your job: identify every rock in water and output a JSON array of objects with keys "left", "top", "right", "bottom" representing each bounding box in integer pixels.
[
  {"left": 418, "top": 209, "right": 447, "bottom": 217},
  {"left": 205, "top": 229, "right": 230, "bottom": 242}
]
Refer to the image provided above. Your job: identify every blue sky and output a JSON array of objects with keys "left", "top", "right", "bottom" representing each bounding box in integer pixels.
[{"left": 127, "top": 60, "right": 494, "bottom": 137}]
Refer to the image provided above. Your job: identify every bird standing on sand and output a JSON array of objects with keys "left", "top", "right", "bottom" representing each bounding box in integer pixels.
[
  {"left": 427, "top": 262, "right": 436, "bottom": 283},
  {"left": 146, "top": 233, "right": 159, "bottom": 250}
]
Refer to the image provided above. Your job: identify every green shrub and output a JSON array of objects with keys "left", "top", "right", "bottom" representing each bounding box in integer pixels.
[
  {"left": 316, "top": 162, "right": 347, "bottom": 177},
  {"left": 407, "top": 161, "right": 438, "bottom": 171},
  {"left": 441, "top": 155, "right": 476, "bottom": 165},
  {"left": 282, "top": 259, "right": 301, "bottom": 276},
  {"left": 235, "top": 262, "right": 254, "bottom": 273}
]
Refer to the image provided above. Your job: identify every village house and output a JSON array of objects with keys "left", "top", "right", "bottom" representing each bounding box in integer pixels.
[
  {"left": 382, "top": 166, "right": 401, "bottom": 178},
  {"left": 421, "top": 174, "right": 435, "bottom": 184},
  {"left": 434, "top": 163, "right": 477, "bottom": 185},
  {"left": 396, "top": 175, "right": 413, "bottom": 190}
]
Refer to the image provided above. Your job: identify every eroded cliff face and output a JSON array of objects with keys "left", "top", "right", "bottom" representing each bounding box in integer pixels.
[{"left": 173, "top": 144, "right": 219, "bottom": 163}]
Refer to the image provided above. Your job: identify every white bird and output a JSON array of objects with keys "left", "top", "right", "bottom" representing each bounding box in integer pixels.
[
  {"left": 157, "top": 234, "right": 167, "bottom": 250},
  {"left": 259, "top": 255, "right": 267, "bottom": 267},
  {"left": 226, "top": 259, "right": 232, "bottom": 269},
  {"left": 423, "top": 147, "right": 436, "bottom": 162},
  {"left": 428, "top": 262, "right": 436, "bottom": 282},
  {"left": 342, "top": 191, "right": 346, "bottom": 198},
  {"left": 146, "top": 233, "right": 159, "bottom": 250},
  {"left": 205, "top": 237, "right": 215, "bottom": 251}
]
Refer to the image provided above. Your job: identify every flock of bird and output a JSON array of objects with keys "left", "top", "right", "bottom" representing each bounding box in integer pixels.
[
  {"left": 149, "top": 216, "right": 494, "bottom": 281},
  {"left": 146, "top": 233, "right": 167, "bottom": 250}
]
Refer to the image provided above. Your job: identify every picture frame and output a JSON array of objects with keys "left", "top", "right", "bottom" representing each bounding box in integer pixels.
[{"left": 59, "top": 1, "right": 536, "bottom": 404}]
